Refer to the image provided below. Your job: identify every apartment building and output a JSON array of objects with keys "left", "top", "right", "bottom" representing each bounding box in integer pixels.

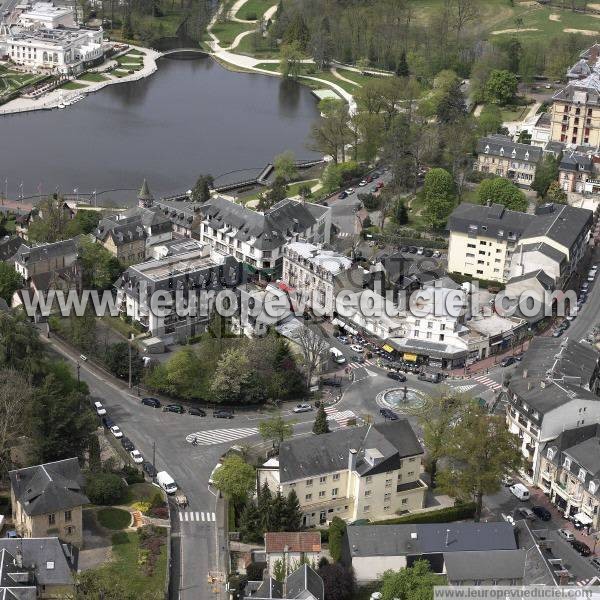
[
  {"left": 257, "top": 420, "right": 427, "bottom": 526},
  {"left": 474, "top": 135, "right": 542, "bottom": 188},
  {"left": 94, "top": 217, "right": 146, "bottom": 264},
  {"left": 198, "top": 197, "right": 331, "bottom": 276},
  {"left": 505, "top": 337, "right": 600, "bottom": 483},
  {"left": 9, "top": 458, "right": 90, "bottom": 547},
  {"left": 538, "top": 424, "right": 600, "bottom": 532}
]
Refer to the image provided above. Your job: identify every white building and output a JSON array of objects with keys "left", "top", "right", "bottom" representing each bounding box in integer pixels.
[{"left": 19, "top": 2, "right": 76, "bottom": 29}]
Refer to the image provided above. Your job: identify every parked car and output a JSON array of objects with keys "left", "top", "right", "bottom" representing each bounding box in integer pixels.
[
  {"left": 101, "top": 415, "right": 114, "bottom": 429},
  {"left": 387, "top": 372, "right": 407, "bottom": 382},
  {"left": 379, "top": 407, "right": 398, "bottom": 420},
  {"left": 532, "top": 505, "right": 551, "bottom": 521},
  {"left": 572, "top": 540, "right": 592, "bottom": 556},
  {"left": 110, "top": 425, "right": 123, "bottom": 439},
  {"left": 366, "top": 175, "right": 373, "bottom": 183},
  {"left": 214, "top": 409, "right": 234, "bottom": 419},
  {"left": 130, "top": 450, "right": 143, "bottom": 464},
  {"left": 400, "top": 245, "right": 409, "bottom": 252},
  {"left": 501, "top": 474, "right": 514, "bottom": 486},
  {"left": 358, "top": 179, "right": 367, "bottom": 187},
  {"left": 514, "top": 353, "right": 524, "bottom": 362},
  {"left": 417, "top": 247, "right": 424, "bottom": 255},
  {"left": 552, "top": 329, "right": 563, "bottom": 338},
  {"left": 509, "top": 483, "right": 530, "bottom": 501},
  {"left": 321, "top": 377, "right": 342, "bottom": 387},
  {"left": 93, "top": 401, "right": 106, "bottom": 416},
  {"left": 375, "top": 181, "right": 384, "bottom": 190},
  {"left": 346, "top": 188, "right": 355, "bottom": 194},
  {"left": 408, "top": 246, "right": 417, "bottom": 254},
  {"left": 558, "top": 528, "right": 575, "bottom": 541},
  {"left": 500, "top": 356, "right": 516, "bottom": 367},
  {"left": 293, "top": 403, "right": 313, "bottom": 413},
  {"left": 423, "top": 248, "right": 433, "bottom": 257},
  {"left": 121, "top": 437, "right": 134, "bottom": 451},
  {"left": 338, "top": 191, "right": 348, "bottom": 199},
  {"left": 188, "top": 407, "right": 206, "bottom": 417},
  {"left": 418, "top": 371, "right": 442, "bottom": 383},
  {"left": 143, "top": 461, "right": 157, "bottom": 478},
  {"left": 350, "top": 344, "right": 363, "bottom": 352},
  {"left": 432, "top": 251, "right": 442, "bottom": 258},
  {"left": 163, "top": 404, "right": 185, "bottom": 414},
  {"left": 517, "top": 507, "right": 536, "bottom": 520},
  {"left": 141, "top": 397, "right": 161, "bottom": 408}
]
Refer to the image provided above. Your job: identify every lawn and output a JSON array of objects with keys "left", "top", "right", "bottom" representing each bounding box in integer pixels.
[
  {"left": 211, "top": 21, "right": 256, "bottom": 47},
  {"left": 60, "top": 81, "right": 88, "bottom": 90},
  {"left": 121, "top": 482, "right": 160, "bottom": 505},
  {"left": 287, "top": 179, "right": 320, "bottom": 197},
  {"left": 336, "top": 68, "right": 381, "bottom": 87},
  {"left": 111, "top": 70, "right": 130, "bottom": 78},
  {"left": 0, "top": 67, "right": 47, "bottom": 99},
  {"left": 127, "top": 48, "right": 144, "bottom": 55},
  {"left": 236, "top": 0, "right": 274, "bottom": 20},
  {"left": 500, "top": 104, "right": 529, "bottom": 123},
  {"left": 254, "top": 62, "right": 281, "bottom": 72},
  {"left": 78, "top": 72, "right": 109, "bottom": 82},
  {"left": 100, "top": 316, "right": 143, "bottom": 340},
  {"left": 97, "top": 507, "right": 132, "bottom": 530}
]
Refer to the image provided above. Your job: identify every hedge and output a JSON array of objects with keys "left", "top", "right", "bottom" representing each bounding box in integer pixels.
[{"left": 368, "top": 502, "right": 476, "bottom": 525}]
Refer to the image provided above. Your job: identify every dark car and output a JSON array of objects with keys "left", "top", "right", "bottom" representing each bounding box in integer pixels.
[
  {"left": 338, "top": 191, "right": 348, "bottom": 199},
  {"left": 141, "top": 397, "right": 161, "bottom": 408},
  {"left": 142, "top": 461, "right": 157, "bottom": 478},
  {"left": 532, "top": 505, "right": 551, "bottom": 521},
  {"left": 321, "top": 377, "right": 342, "bottom": 387},
  {"left": 101, "top": 415, "right": 114, "bottom": 429},
  {"left": 387, "top": 372, "right": 407, "bottom": 382},
  {"left": 121, "top": 437, "right": 135, "bottom": 451},
  {"left": 514, "top": 353, "right": 524, "bottom": 362},
  {"left": 379, "top": 407, "right": 398, "bottom": 420},
  {"left": 214, "top": 409, "right": 234, "bottom": 419},
  {"left": 408, "top": 246, "right": 418, "bottom": 254},
  {"left": 163, "top": 404, "right": 185, "bottom": 414},
  {"left": 366, "top": 175, "right": 373, "bottom": 183},
  {"left": 571, "top": 540, "right": 591, "bottom": 556},
  {"left": 500, "top": 356, "right": 516, "bottom": 367},
  {"left": 188, "top": 407, "right": 206, "bottom": 417},
  {"left": 400, "top": 245, "right": 409, "bottom": 252},
  {"left": 423, "top": 248, "right": 434, "bottom": 257}
]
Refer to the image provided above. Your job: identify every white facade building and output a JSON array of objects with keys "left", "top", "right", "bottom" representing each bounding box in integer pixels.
[{"left": 19, "top": 2, "right": 76, "bottom": 29}]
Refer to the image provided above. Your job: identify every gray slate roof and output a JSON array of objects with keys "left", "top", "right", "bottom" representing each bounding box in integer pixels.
[
  {"left": 525, "top": 203, "right": 593, "bottom": 251},
  {"left": 518, "top": 241, "right": 567, "bottom": 265},
  {"left": 9, "top": 458, "right": 89, "bottom": 517},
  {"left": 278, "top": 421, "right": 423, "bottom": 484},
  {"left": 345, "top": 522, "right": 517, "bottom": 557},
  {"left": 285, "top": 564, "right": 323, "bottom": 600},
  {"left": 560, "top": 151, "right": 594, "bottom": 173},
  {"left": 13, "top": 238, "right": 79, "bottom": 266},
  {"left": 95, "top": 216, "right": 146, "bottom": 246},
  {"left": 507, "top": 269, "right": 555, "bottom": 291},
  {"left": 444, "top": 549, "right": 526, "bottom": 582},
  {"left": 0, "top": 237, "right": 24, "bottom": 262},
  {"left": 477, "top": 135, "right": 543, "bottom": 164}
]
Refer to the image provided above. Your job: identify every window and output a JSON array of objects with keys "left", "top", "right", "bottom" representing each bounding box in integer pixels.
[
  {"left": 319, "top": 476, "right": 327, "bottom": 484},
  {"left": 409, "top": 457, "right": 416, "bottom": 462},
  {"left": 306, "top": 479, "right": 313, "bottom": 486},
  {"left": 64, "top": 510, "right": 72, "bottom": 522},
  {"left": 408, "top": 471, "right": 415, "bottom": 477},
  {"left": 305, "top": 494, "right": 312, "bottom": 501},
  {"left": 319, "top": 491, "right": 326, "bottom": 498},
  {"left": 363, "top": 505, "right": 370, "bottom": 513},
  {"left": 384, "top": 493, "right": 391, "bottom": 500},
  {"left": 332, "top": 473, "right": 340, "bottom": 481},
  {"left": 332, "top": 488, "right": 339, "bottom": 496},
  {"left": 364, "top": 490, "right": 372, "bottom": 497},
  {"left": 401, "top": 498, "right": 408, "bottom": 505},
  {"left": 48, "top": 514, "right": 55, "bottom": 526},
  {"left": 365, "top": 476, "right": 372, "bottom": 484},
  {"left": 385, "top": 479, "right": 392, "bottom": 487},
  {"left": 384, "top": 505, "right": 390, "bottom": 511}
]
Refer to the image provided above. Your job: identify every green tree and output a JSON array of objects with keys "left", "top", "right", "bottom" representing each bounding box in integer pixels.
[
  {"left": 122, "top": 11, "right": 133, "bottom": 39},
  {"left": 280, "top": 41, "right": 304, "bottom": 79},
  {"left": 211, "top": 455, "right": 256, "bottom": 505},
  {"left": 239, "top": 500, "right": 263, "bottom": 543},
  {"left": 531, "top": 154, "right": 559, "bottom": 199},
  {"left": 380, "top": 560, "right": 445, "bottom": 600},
  {"left": 477, "top": 177, "right": 527, "bottom": 212},
  {"left": 69, "top": 309, "right": 97, "bottom": 354},
  {"left": 313, "top": 404, "right": 330, "bottom": 434},
  {"left": 88, "top": 433, "right": 101, "bottom": 473},
  {"left": 506, "top": 37, "right": 522, "bottom": 73},
  {"left": 327, "top": 516, "right": 346, "bottom": 562},
  {"left": 477, "top": 104, "right": 503, "bottom": 136},
  {"left": 0, "top": 310, "right": 44, "bottom": 376},
  {"left": 85, "top": 472, "right": 126, "bottom": 505},
  {"left": 436, "top": 77, "right": 466, "bottom": 124},
  {"left": 422, "top": 168, "right": 456, "bottom": 229},
  {"left": 26, "top": 197, "right": 72, "bottom": 243},
  {"left": 319, "top": 563, "right": 356, "bottom": 600},
  {"left": 437, "top": 402, "right": 523, "bottom": 521},
  {"left": 269, "top": 492, "right": 287, "bottom": 531},
  {"left": 273, "top": 558, "right": 287, "bottom": 582},
  {"left": 257, "top": 176, "right": 289, "bottom": 211},
  {"left": 283, "top": 489, "right": 302, "bottom": 531},
  {"left": 546, "top": 181, "right": 568, "bottom": 204},
  {"left": 191, "top": 174, "right": 213, "bottom": 202},
  {"left": 394, "top": 200, "right": 408, "bottom": 225},
  {"left": 0, "top": 262, "right": 22, "bottom": 304},
  {"left": 211, "top": 347, "right": 252, "bottom": 403},
  {"left": 298, "top": 184, "right": 312, "bottom": 199},
  {"left": 75, "top": 569, "right": 136, "bottom": 600},
  {"left": 309, "top": 99, "right": 352, "bottom": 163},
  {"left": 78, "top": 237, "right": 123, "bottom": 290},
  {"left": 483, "top": 69, "right": 518, "bottom": 105},
  {"left": 104, "top": 341, "right": 143, "bottom": 384},
  {"left": 395, "top": 51, "right": 409, "bottom": 77},
  {"left": 257, "top": 480, "right": 273, "bottom": 532},
  {"left": 258, "top": 415, "right": 294, "bottom": 449},
  {"left": 274, "top": 151, "right": 298, "bottom": 182},
  {"left": 283, "top": 12, "right": 310, "bottom": 50}
]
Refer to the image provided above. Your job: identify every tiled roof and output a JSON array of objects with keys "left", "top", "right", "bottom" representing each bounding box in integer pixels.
[{"left": 265, "top": 532, "right": 321, "bottom": 554}]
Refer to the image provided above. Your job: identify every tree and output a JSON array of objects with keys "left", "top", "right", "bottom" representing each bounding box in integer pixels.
[
  {"left": 477, "top": 177, "right": 527, "bottom": 212},
  {"left": 477, "top": 104, "right": 503, "bottom": 136},
  {"left": 484, "top": 69, "right": 518, "bottom": 105},
  {"left": 258, "top": 415, "right": 294, "bottom": 449},
  {"left": 327, "top": 516, "right": 346, "bottom": 562},
  {"left": 0, "top": 310, "right": 44, "bottom": 376},
  {"left": 274, "top": 151, "right": 298, "bottom": 182},
  {"left": 211, "top": 455, "right": 256, "bottom": 505},
  {"left": 191, "top": 174, "right": 213, "bottom": 202},
  {"left": 531, "top": 154, "right": 559, "bottom": 199},
  {"left": 78, "top": 237, "right": 122, "bottom": 290},
  {"left": 239, "top": 501, "right": 263, "bottom": 543},
  {"left": 283, "top": 489, "right": 302, "bottom": 531},
  {"left": 65, "top": 210, "right": 101, "bottom": 237},
  {"left": 104, "top": 341, "right": 143, "bottom": 384},
  {"left": 122, "top": 11, "right": 133, "bottom": 39},
  {"left": 546, "top": 181, "right": 568, "bottom": 204},
  {"left": 75, "top": 570, "right": 136, "bottom": 600},
  {"left": 437, "top": 402, "right": 523, "bottom": 521},
  {"left": 380, "top": 560, "right": 446, "bottom": 600},
  {"left": 293, "top": 327, "right": 330, "bottom": 386},
  {"left": 211, "top": 347, "right": 252, "bottom": 403},
  {"left": 394, "top": 200, "right": 408, "bottom": 225},
  {"left": 257, "top": 176, "right": 288, "bottom": 211},
  {"left": 257, "top": 480, "right": 273, "bottom": 532},
  {"left": 280, "top": 41, "right": 303, "bottom": 79},
  {"left": 85, "top": 472, "right": 126, "bottom": 505},
  {"left": 318, "top": 563, "right": 356, "bottom": 600},
  {"left": 506, "top": 37, "right": 522, "bottom": 73},
  {"left": 69, "top": 309, "right": 97, "bottom": 355},
  {"left": 436, "top": 78, "right": 466, "bottom": 124},
  {"left": 422, "top": 168, "right": 456, "bottom": 229},
  {"left": 313, "top": 404, "right": 329, "bottom": 435},
  {"left": 88, "top": 434, "right": 101, "bottom": 473},
  {"left": 309, "top": 99, "right": 352, "bottom": 163},
  {"left": 283, "top": 12, "right": 310, "bottom": 51},
  {"left": 26, "top": 197, "right": 72, "bottom": 243},
  {"left": 395, "top": 51, "right": 409, "bottom": 77},
  {"left": 0, "top": 262, "right": 23, "bottom": 304}
]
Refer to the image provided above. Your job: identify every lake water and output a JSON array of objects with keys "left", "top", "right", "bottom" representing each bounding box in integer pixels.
[{"left": 0, "top": 54, "right": 321, "bottom": 205}]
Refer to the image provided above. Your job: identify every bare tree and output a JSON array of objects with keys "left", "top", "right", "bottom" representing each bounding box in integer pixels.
[{"left": 293, "top": 326, "right": 331, "bottom": 387}]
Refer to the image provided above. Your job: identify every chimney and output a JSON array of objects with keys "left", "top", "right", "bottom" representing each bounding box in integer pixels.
[
  {"left": 348, "top": 449, "right": 357, "bottom": 472},
  {"left": 15, "top": 547, "right": 23, "bottom": 568}
]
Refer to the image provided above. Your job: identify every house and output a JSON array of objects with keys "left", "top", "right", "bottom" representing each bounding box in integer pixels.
[
  {"left": 474, "top": 135, "right": 542, "bottom": 188},
  {"left": 447, "top": 202, "right": 593, "bottom": 285},
  {"left": 505, "top": 337, "right": 600, "bottom": 482},
  {"left": 558, "top": 151, "right": 598, "bottom": 194},
  {"left": 257, "top": 420, "right": 427, "bottom": 526},
  {"left": 0, "top": 235, "right": 24, "bottom": 262},
  {"left": 341, "top": 522, "right": 524, "bottom": 584},
  {"left": 538, "top": 424, "right": 600, "bottom": 532},
  {"left": 264, "top": 532, "right": 322, "bottom": 573},
  {"left": 9, "top": 458, "right": 90, "bottom": 547},
  {"left": 154, "top": 200, "right": 204, "bottom": 239},
  {"left": 244, "top": 564, "right": 324, "bottom": 600},
  {"left": 198, "top": 196, "right": 331, "bottom": 277},
  {"left": 0, "top": 537, "right": 75, "bottom": 599}
]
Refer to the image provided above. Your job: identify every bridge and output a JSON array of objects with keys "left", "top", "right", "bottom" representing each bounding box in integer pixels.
[{"left": 160, "top": 48, "right": 210, "bottom": 57}]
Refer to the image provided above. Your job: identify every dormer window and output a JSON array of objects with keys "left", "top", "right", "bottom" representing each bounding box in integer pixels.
[
  {"left": 484, "top": 144, "right": 490, "bottom": 154},
  {"left": 511, "top": 149, "right": 517, "bottom": 158},
  {"left": 579, "top": 468, "right": 587, "bottom": 483},
  {"left": 590, "top": 481, "right": 597, "bottom": 494},
  {"left": 547, "top": 447, "right": 555, "bottom": 460},
  {"left": 499, "top": 147, "right": 504, "bottom": 156},
  {"left": 563, "top": 457, "right": 571, "bottom": 470},
  {"left": 525, "top": 151, "right": 529, "bottom": 161}
]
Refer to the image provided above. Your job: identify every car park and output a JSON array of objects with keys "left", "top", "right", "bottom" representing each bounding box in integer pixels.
[
  {"left": 387, "top": 372, "right": 407, "bottom": 382},
  {"left": 558, "top": 528, "right": 575, "bottom": 541},
  {"left": 293, "top": 403, "right": 313, "bottom": 413},
  {"left": 141, "top": 397, "right": 161, "bottom": 408},
  {"left": 121, "top": 437, "right": 134, "bottom": 451},
  {"left": 532, "top": 505, "right": 551, "bottom": 521},
  {"left": 110, "top": 425, "right": 123, "bottom": 439},
  {"left": 572, "top": 540, "right": 591, "bottom": 556},
  {"left": 379, "top": 407, "right": 398, "bottom": 420},
  {"left": 130, "top": 450, "right": 143, "bottom": 464},
  {"left": 163, "top": 404, "right": 185, "bottom": 414},
  {"left": 188, "top": 407, "right": 206, "bottom": 417},
  {"left": 94, "top": 401, "right": 106, "bottom": 416},
  {"left": 214, "top": 409, "right": 234, "bottom": 419},
  {"left": 143, "top": 461, "right": 157, "bottom": 478},
  {"left": 500, "top": 356, "right": 516, "bottom": 367}
]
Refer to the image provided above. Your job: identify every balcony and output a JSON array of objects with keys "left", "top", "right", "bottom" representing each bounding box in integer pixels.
[{"left": 518, "top": 416, "right": 528, "bottom": 428}]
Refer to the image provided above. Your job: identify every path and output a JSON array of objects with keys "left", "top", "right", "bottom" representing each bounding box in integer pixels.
[
  {"left": 229, "top": 0, "right": 256, "bottom": 23},
  {"left": 331, "top": 66, "right": 362, "bottom": 88},
  {"left": 226, "top": 29, "right": 255, "bottom": 50},
  {"left": 331, "top": 61, "right": 394, "bottom": 77},
  {"left": 523, "top": 100, "right": 541, "bottom": 122}
]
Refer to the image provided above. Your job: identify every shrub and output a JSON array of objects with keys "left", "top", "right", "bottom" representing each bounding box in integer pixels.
[
  {"left": 369, "top": 502, "right": 476, "bottom": 525},
  {"left": 121, "top": 465, "right": 144, "bottom": 484},
  {"left": 149, "top": 506, "right": 169, "bottom": 519},
  {"left": 97, "top": 507, "right": 131, "bottom": 530},
  {"left": 246, "top": 562, "right": 266, "bottom": 581},
  {"left": 150, "top": 491, "right": 165, "bottom": 509},
  {"left": 328, "top": 517, "right": 346, "bottom": 562},
  {"left": 86, "top": 472, "right": 126, "bottom": 505},
  {"left": 132, "top": 501, "right": 152, "bottom": 514}
]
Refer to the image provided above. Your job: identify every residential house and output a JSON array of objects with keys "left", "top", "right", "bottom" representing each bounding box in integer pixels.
[
  {"left": 264, "top": 532, "right": 322, "bottom": 573},
  {"left": 474, "top": 135, "right": 542, "bottom": 188},
  {"left": 559, "top": 151, "right": 598, "bottom": 194},
  {"left": 505, "top": 337, "right": 600, "bottom": 482},
  {"left": 9, "top": 458, "right": 90, "bottom": 547},
  {"left": 0, "top": 235, "right": 24, "bottom": 262},
  {"left": 0, "top": 537, "right": 75, "bottom": 599},
  {"left": 244, "top": 564, "right": 324, "bottom": 600},
  {"left": 257, "top": 420, "right": 427, "bottom": 527},
  {"left": 342, "top": 522, "right": 524, "bottom": 584},
  {"left": 538, "top": 424, "right": 600, "bottom": 532},
  {"left": 154, "top": 200, "right": 204, "bottom": 239},
  {"left": 198, "top": 197, "right": 331, "bottom": 277},
  {"left": 231, "top": 283, "right": 291, "bottom": 338}
]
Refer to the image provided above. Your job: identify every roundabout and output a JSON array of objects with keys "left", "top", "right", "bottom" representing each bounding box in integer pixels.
[{"left": 376, "top": 386, "right": 427, "bottom": 413}]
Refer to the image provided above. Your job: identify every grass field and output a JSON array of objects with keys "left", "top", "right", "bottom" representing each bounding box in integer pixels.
[
  {"left": 121, "top": 483, "right": 160, "bottom": 505},
  {"left": 211, "top": 21, "right": 256, "bottom": 47},
  {"left": 235, "top": 31, "right": 280, "bottom": 57},
  {"left": 500, "top": 104, "right": 529, "bottom": 122},
  {"left": 97, "top": 508, "right": 132, "bottom": 530},
  {"left": 235, "top": 0, "right": 274, "bottom": 20},
  {"left": 0, "top": 66, "right": 46, "bottom": 99},
  {"left": 79, "top": 72, "right": 110, "bottom": 82},
  {"left": 112, "top": 69, "right": 130, "bottom": 78},
  {"left": 60, "top": 81, "right": 88, "bottom": 90},
  {"left": 336, "top": 68, "right": 380, "bottom": 87}
]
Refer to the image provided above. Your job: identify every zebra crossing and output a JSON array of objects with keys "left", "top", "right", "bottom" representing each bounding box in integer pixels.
[
  {"left": 449, "top": 383, "right": 478, "bottom": 394},
  {"left": 472, "top": 374, "right": 502, "bottom": 391},
  {"left": 348, "top": 358, "right": 376, "bottom": 369},
  {"left": 185, "top": 427, "right": 258, "bottom": 446},
  {"left": 337, "top": 232, "right": 352, "bottom": 238},
  {"left": 179, "top": 511, "right": 216, "bottom": 523},
  {"left": 324, "top": 406, "right": 357, "bottom": 427}
]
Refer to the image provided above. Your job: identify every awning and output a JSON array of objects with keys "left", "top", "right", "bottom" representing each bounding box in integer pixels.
[
  {"left": 404, "top": 353, "right": 418, "bottom": 362},
  {"left": 574, "top": 512, "right": 593, "bottom": 525},
  {"left": 331, "top": 318, "right": 344, "bottom": 327},
  {"left": 382, "top": 344, "right": 395, "bottom": 353},
  {"left": 340, "top": 322, "right": 358, "bottom": 335}
]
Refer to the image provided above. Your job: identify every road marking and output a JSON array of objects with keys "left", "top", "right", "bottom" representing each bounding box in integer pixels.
[
  {"left": 473, "top": 375, "right": 502, "bottom": 391},
  {"left": 195, "top": 512, "right": 200, "bottom": 521},
  {"left": 179, "top": 513, "right": 183, "bottom": 522},
  {"left": 201, "top": 512, "right": 205, "bottom": 522},
  {"left": 184, "top": 512, "right": 189, "bottom": 521},
  {"left": 180, "top": 511, "right": 215, "bottom": 522},
  {"left": 212, "top": 512, "right": 216, "bottom": 521},
  {"left": 450, "top": 383, "right": 478, "bottom": 394},
  {"left": 185, "top": 427, "right": 259, "bottom": 445}
]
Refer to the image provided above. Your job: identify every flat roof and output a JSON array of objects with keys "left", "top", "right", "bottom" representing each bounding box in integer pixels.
[{"left": 130, "top": 248, "right": 222, "bottom": 282}]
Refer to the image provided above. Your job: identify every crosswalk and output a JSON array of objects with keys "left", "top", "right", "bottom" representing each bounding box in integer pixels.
[
  {"left": 338, "top": 232, "right": 352, "bottom": 238},
  {"left": 179, "top": 511, "right": 216, "bottom": 522},
  {"left": 449, "top": 383, "right": 478, "bottom": 394},
  {"left": 185, "top": 427, "right": 258, "bottom": 445},
  {"left": 324, "top": 406, "right": 357, "bottom": 427},
  {"left": 472, "top": 374, "right": 502, "bottom": 391},
  {"left": 348, "top": 359, "right": 376, "bottom": 369}
]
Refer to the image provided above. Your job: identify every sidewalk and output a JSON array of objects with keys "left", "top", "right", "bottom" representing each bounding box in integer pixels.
[{"left": 447, "top": 340, "right": 531, "bottom": 378}]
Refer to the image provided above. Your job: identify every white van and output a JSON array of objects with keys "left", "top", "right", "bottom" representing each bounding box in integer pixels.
[
  {"left": 330, "top": 347, "right": 346, "bottom": 364},
  {"left": 509, "top": 483, "right": 530, "bottom": 501},
  {"left": 156, "top": 471, "right": 177, "bottom": 495}
]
